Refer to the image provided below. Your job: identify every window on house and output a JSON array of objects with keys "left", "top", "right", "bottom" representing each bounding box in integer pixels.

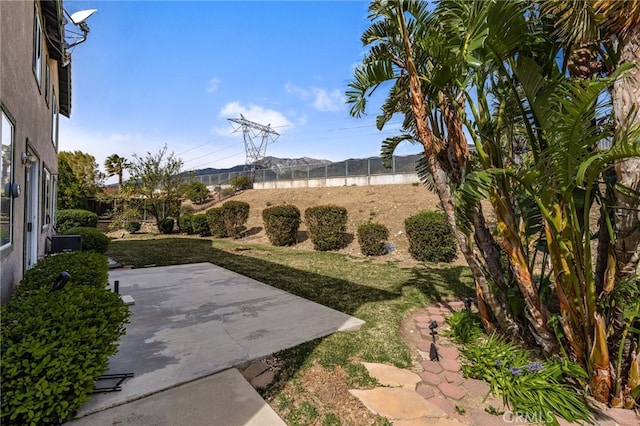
[
  {"left": 33, "top": 4, "right": 43, "bottom": 86},
  {"left": 1, "top": 110, "right": 15, "bottom": 249},
  {"left": 52, "top": 92, "right": 58, "bottom": 149},
  {"left": 45, "top": 61, "right": 50, "bottom": 104},
  {"left": 42, "top": 166, "right": 51, "bottom": 229},
  {"left": 51, "top": 175, "right": 58, "bottom": 228}
]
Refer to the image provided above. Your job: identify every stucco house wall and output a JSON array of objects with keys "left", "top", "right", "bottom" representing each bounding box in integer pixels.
[{"left": 1, "top": 0, "right": 69, "bottom": 302}]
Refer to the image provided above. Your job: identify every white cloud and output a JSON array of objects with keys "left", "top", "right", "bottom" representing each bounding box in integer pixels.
[
  {"left": 207, "top": 77, "right": 221, "bottom": 93},
  {"left": 214, "top": 102, "right": 292, "bottom": 136},
  {"left": 285, "top": 82, "right": 345, "bottom": 112}
]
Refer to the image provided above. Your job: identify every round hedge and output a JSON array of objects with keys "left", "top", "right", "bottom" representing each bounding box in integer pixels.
[
  {"left": 262, "top": 205, "right": 301, "bottom": 246},
  {"left": 357, "top": 222, "right": 389, "bottom": 256},
  {"left": 63, "top": 227, "right": 110, "bottom": 254},
  {"left": 404, "top": 211, "right": 457, "bottom": 262},
  {"left": 304, "top": 205, "right": 348, "bottom": 251},
  {"left": 56, "top": 209, "right": 98, "bottom": 233}
]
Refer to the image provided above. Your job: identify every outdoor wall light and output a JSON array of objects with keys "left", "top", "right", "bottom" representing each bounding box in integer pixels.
[
  {"left": 21, "top": 152, "right": 36, "bottom": 168},
  {"left": 3, "top": 182, "right": 21, "bottom": 198}
]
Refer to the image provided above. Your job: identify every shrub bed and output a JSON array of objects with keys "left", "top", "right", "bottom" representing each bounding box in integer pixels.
[
  {"left": 55, "top": 209, "right": 98, "bottom": 233},
  {"left": 63, "top": 227, "right": 110, "bottom": 254},
  {"left": 405, "top": 211, "right": 457, "bottom": 262},
  {"left": 262, "top": 205, "right": 301, "bottom": 246},
  {"left": 178, "top": 214, "right": 194, "bottom": 234},
  {"left": 357, "top": 222, "right": 389, "bottom": 256},
  {"left": 14, "top": 252, "right": 110, "bottom": 299},
  {"left": 222, "top": 201, "right": 250, "bottom": 238},
  {"left": 192, "top": 214, "right": 211, "bottom": 237},
  {"left": 1, "top": 253, "right": 129, "bottom": 425},
  {"left": 304, "top": 205, "right": 348, "bottom": 251},
  {"left": 158, "top": 218, "right": 174, "bottom": 234},
  {"left": 206, "top": 208, "right": 227, "bottom": 237},
  {"left": 124, "top": 221, "right": 141, "bottom": 233}
]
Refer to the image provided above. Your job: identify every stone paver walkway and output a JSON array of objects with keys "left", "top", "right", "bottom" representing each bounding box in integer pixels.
[{"left": 348, "top": 299, "right": 640, "bottom": 426}]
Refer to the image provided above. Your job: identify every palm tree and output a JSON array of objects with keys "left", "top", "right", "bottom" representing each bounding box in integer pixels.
[
  {"left": 104, "top": 154, "right": 129, "bottom": 189},
  {"left": 349, "top": 0, "right": 640, "bottom": 408}
]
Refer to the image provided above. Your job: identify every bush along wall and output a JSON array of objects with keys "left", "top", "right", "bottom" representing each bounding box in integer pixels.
[
  {"left": 357, "top": 222, "right": 389, "bottom": 256},
  {"left": 262, "top": 205, "right": 301, "bottom": 246},
  {"left": 304, "top": 205, "right": 348, "bottom": 251},
  {"left": 1, "top": 253, "right": 130, "bottom": 425},
  {"left": 405, "top": 211, "right": 457, "bottom": 262},
  {"left": 62, "top": 227, "right": 110, "bottom": 254},
  {"left": 124, "top": 221, "right": 141, "bottom": 233},
  {"left": 55, "top": 209, "right": 98, "bottom": 233}
]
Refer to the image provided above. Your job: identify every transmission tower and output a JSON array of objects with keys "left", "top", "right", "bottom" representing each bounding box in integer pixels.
[{"left": 228, "top": 114, "right": 280, "bottom": 170}]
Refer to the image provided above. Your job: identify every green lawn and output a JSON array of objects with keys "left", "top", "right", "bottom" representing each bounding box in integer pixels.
[{"left": 107, "top": 237, "right": 474, "bottom": 424}]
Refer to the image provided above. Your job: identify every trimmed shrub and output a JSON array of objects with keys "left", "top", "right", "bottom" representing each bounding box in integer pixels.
[
  {"left": 262, "top": 205, "right": 301, "bottom": 246},
  {"left": 63, "top": 227, "right": 110, "bottom": 254},
  {"left": 357, "top": 222, "right": 389, "bottom": 256},
  {"left": 124, "top": 221, "right": 141, "bottom": 233},
  {"left": 206, "top": 208, "right": 227, "bottom": 238},
  {"left": 221, "top": 187, "right": 236, "bottom": 197},
  {"left": 304, "top": 205, "right": 348, "bottom": 251},
  {"left": 158, "top": 218, "right": 175, "bottom": 234},
  {"left": 56, "top": 209, "right": 98, "bottom": 233},
  {"left": 1, "top": 253, "right": 130, "bottom": 425},
  {"left": 178, "top": 214, "right": 194, "bottom": 234},
  {"left": 222, "top": 201, "right": 250, "bottom": 238},
  {"left": 230, "top": 175, "right": 253, "bottom": 190},
  {"left": 405, "top": 211, "right": 457, "bottom": 262},
  {"left": 14, "top": 251, "right": 110, "bottom": 298},
  {"left": 192, "top": 214, "right": 211, "bottom": 237}
]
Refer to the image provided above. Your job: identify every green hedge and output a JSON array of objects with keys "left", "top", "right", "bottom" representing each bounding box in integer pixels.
[
  {"left": 178, "top": 214, "right": 195, "bottom": 234},
  {"left": 1, "top": 253, "right": 129, "bottom": 425},
  {"left": 405, "top": 211, "right": 457, "bottom": 262},
  {"left": 357, "top": 222, "right": 389, "bottom": 256},
  {"left": 262, "top": 205, "right": 300, "bottom": 246},
  {"left": 158, "top": 218, "right": 174, "bottom": 234},
  {"left": 206, "top": 208, "right": 227, "bottom": 238},
  {"left": 55, "top": 209, "right": 98, "bottom": 234},
  {"left": 222, "top": 201, "right": 250, "bottom": 238},
  {"left": 304, "top": 205, "right": 348, "bottom": 251},
  {"left": 124, "top": 221, "right": 141, "bottom": 233},
  {"left": 192, "top": 214, "right": 211, "bottom": 237},
  {"left": 14, "top": 252, "right": 110, "bottom": 299},
  {"left": 63, "top": 227, "right": 110, "bottom": 254}
]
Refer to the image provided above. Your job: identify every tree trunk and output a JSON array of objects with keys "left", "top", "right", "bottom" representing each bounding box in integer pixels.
[{"left": 612, "top": 24, "right": 640, "bottom": 280}]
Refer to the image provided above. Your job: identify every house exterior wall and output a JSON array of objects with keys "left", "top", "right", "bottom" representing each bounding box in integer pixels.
[{"left": 1, "top": 0, "right": 62, "bottom": 302}]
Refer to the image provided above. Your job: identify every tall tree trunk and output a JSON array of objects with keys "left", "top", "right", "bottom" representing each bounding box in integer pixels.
[
  {"left": 612, "top": 25, "right": 640, "bottom": 280},
  {"left": 396, "top": 6, "right": 520, "bottom": 338}
]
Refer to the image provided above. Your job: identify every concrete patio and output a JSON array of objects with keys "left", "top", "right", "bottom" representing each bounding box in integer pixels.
[{"left": 67, "top": 262, "right": 364, "bottom": 424}]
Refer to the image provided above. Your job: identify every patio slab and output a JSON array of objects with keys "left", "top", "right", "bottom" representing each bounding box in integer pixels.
[{"left": 73, "top": 262, "right": 364, "bottom": 418}]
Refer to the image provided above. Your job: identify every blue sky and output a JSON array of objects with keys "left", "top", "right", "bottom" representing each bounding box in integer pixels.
[{"left": 60, "top": 0, "right": 419, "bottom": 184}]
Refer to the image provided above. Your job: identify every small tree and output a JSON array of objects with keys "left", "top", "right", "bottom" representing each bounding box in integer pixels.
[
  {"left": 104, "top": 154, "right": 130, "bottom": 189},
  {"left": 184, "top": 180, "right": 210, "bottom": 204},
  {"left": 125, "top": 145, "right": 184, "bottom": 229}
]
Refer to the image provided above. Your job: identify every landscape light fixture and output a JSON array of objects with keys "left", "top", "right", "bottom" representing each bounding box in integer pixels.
[{"left": 63, "top": 8, "right": 97, "bottom": 50}]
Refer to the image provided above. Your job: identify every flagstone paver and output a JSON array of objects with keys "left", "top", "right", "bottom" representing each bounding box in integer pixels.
[
  {"left": 419, "top": 370, "right": 443, "bottom": 386},
  {"left": 438, "top": 382, "right": 466, "bottom": 400},
  {"left": 439, "top": 358, "right": 461, "bottom": 372},
  {"left": 393, "top": 418, "right": 465, "bottom": 426},
  {"left": 422, "top": 360, "right": 444, "bottom": 374},
  {"left": 348, "top": 388, "right": 446, "bottom": 420},
  {"left": 438, "top": 346, "right": 460, "bottom": 359},
  {"left": 352, "top": 299, "right": 636, "bottom": 426},
  {"left": 444, "top": 371, "right": 464, "bottom": 385},
  {"left": 362, "top": 362, "right": 421, "bottom": 389}
]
